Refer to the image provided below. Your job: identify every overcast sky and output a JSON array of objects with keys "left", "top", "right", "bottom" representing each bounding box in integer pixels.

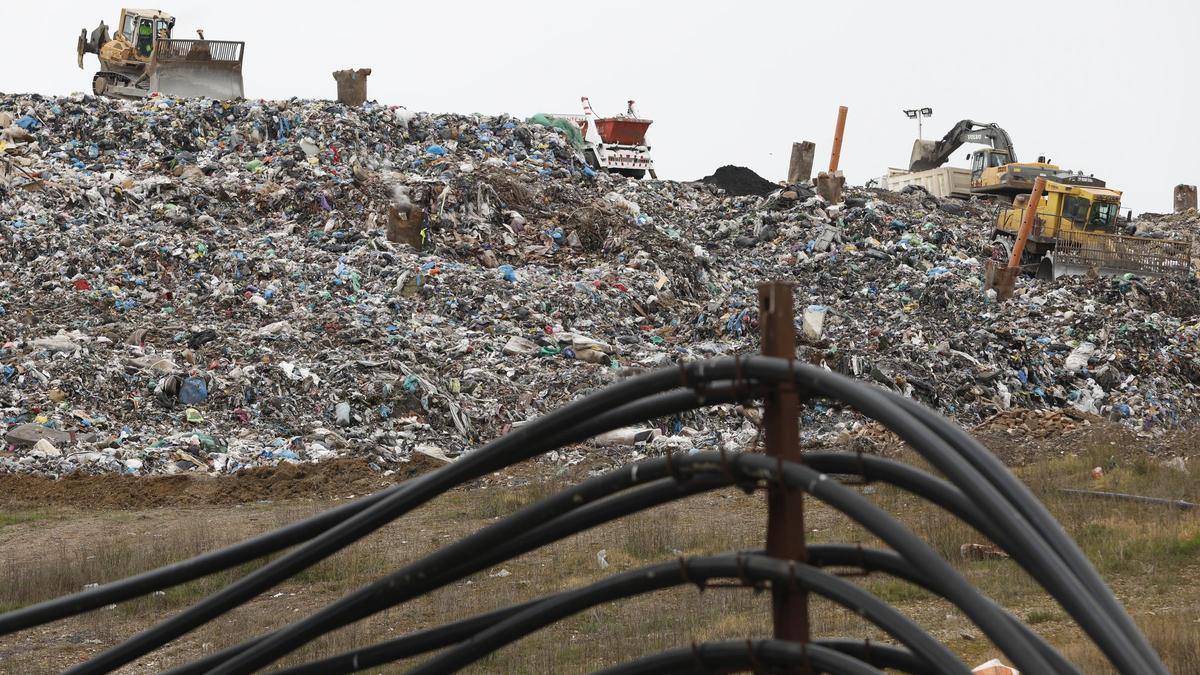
[{"left": 4, "top": 1, "right": 1197, "bottom": 213}]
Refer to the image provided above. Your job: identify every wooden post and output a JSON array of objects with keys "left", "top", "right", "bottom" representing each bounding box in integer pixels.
[
  {"left": 788, "top": 141, "right": 816, "bottom": 184},
  {"left": 828, "top": 106, "right": 848, "bottom": 173},
  {"left": 758, "top": 282, "right": 809, "bottom": 659}
]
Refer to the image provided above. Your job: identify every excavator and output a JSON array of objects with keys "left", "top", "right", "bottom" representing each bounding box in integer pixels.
[
  {"left": 909, "top": 120, "right": 1078, "bottom": 200},
  {"left": 77, "top": 8, "right": 244, "bottom": 100}
]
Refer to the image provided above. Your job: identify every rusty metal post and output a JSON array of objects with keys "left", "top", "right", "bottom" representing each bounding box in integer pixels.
[
  {"left": 828, "top": 106, "right": 848, "bottom": 173},
  {"left": 1008, "top": 176, "right": 1048, "bottom": 267},
  {"left": 758, "top": 282, "right": 809, "bottom": 655}
]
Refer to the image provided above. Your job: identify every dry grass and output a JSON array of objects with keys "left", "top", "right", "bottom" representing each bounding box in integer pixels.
[{"left": 0, "top": 441, "right": 1198, "bottom": 673}]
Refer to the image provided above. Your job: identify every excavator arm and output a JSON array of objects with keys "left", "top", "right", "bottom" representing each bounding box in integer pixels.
[{"left": 909, "top": 120, "right": 1017, "bottom": 171}]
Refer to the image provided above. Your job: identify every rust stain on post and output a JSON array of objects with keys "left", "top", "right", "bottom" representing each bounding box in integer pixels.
[{"left": 758, "top": 281, "right": 809, "bottom": 656}]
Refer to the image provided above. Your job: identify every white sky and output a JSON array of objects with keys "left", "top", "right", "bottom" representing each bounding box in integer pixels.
[{"left": 3, "top": 0, "right": 1197, "bottom": 213}]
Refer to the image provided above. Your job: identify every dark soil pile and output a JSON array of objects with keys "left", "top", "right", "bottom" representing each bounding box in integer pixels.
[{"left": 700, "top": 165, "right": 779, "bottom": 197}]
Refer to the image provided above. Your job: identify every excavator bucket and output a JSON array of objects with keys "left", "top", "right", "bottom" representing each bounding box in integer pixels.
[
  {"left": 1047, "top": 230, "right": 1193, "bottom": 279},
  {"left": 149, "top": 39, "right": 244, "bottom": 99},
  {"left": 909, "top": 139, "right": 941, "bottom": 172}
]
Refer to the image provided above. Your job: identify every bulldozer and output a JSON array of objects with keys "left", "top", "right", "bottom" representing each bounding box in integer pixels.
[
  {"left": 989, "top": 177, "right": 1192, "bottom": 279},
  {"left": 76, "top": 8, "right": 244, "bottom": 100}
]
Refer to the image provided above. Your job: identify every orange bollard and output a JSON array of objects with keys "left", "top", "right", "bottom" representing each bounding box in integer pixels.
[
  {"left": 829, "top": 106, "right": 848, "bottom": 173},
  {"left": 1008, "top": 176, "right": 1047, "bottom": 268}
]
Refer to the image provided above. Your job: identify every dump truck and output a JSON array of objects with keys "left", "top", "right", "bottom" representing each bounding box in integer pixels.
[
  {"left": 576, "top": 98, "right": 656, "bottom": 179},
  {"left": 77, "top": 8, "right": 244, "bottom": 100},
  {"left": 989, "top": 177, "right": 1192, "bottom": 279},
  {"left": 877, "top": 166, "right": 973, "bottom": 198}
]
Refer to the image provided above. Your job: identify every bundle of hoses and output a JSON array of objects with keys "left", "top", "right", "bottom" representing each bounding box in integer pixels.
[{"left": 0, "top": 357, "right": 1163, "bottom": 674}]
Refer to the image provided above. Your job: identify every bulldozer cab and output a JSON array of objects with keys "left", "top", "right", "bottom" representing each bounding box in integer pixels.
[
  {"left": 117, "top": 9, "right": 175, "bottom": 61},
  {"left": 998, "top": 182, "right": 1124, "bottom": 239}
]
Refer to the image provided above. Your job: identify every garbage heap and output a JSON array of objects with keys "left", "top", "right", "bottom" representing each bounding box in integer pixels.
[{"left": 2, "top": 94, "right": 1198, "bottom": 477}]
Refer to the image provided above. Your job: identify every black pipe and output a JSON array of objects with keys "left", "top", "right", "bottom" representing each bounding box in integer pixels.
[{"left": 409, "top": 553, "right": 966, "bottom": 674}]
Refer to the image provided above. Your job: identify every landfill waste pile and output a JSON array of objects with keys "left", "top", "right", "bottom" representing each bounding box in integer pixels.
[
  {"left": 1133, "top": 209, "right": 1200, "bottom": 240},
  {"left": 1, "top": 93, "right": 1199, "bottom": 478}
]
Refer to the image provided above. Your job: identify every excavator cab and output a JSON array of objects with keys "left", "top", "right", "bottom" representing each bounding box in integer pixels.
[{"left": 969, "top": 149, "right": 1011, "bottom": 181}]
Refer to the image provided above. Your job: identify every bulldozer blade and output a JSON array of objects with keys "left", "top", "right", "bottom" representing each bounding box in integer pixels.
[
  {"left": 149, "top": 39, "right": 244, "bottom": 100},
  {"left": 1044, "top": 253, "right": 1178, "bottom": 281},
  {"left": 152, "top": 63, "right": 244, "bottom": 99},
  {"left": 1050, "top": 231, "right": 1193, "bottom": 279}
]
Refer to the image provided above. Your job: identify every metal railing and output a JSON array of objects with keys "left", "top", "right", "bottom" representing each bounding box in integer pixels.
[
  {"left": 155, "top": 39, "right": 244, "bottom": 64},
  {"left": 1055, "top": 227, "right": 1192, "bottom": 277},
  {"left": 0, "top": 283, "right": 1166, "bottom": 674}
]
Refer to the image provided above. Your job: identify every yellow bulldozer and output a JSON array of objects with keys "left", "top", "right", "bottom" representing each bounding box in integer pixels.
[
  {"left": 989, "top": 177, "right": 1192, "bottom": 279},
  {"left": 77, "top": 8, "right": 244, "bottom": 100}
]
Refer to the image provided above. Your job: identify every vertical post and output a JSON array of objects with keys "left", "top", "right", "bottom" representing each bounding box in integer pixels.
[
  {"left": 332, "top": 68, "right": 372, "bottom": 106},
  {"left": 788, "top": 141, "right": 816, "bottom": 184},
  {"left": 758, "top": 282, "right": 809, "bottom": 656},
  {"left": 1008, "top": 176, "right": 1048, "bottom": 268},
  {"left": 1175, "top": 184, "right": 1198, "bottom": 213},
  {"left": 828, "top": 106, "right": 849, "bottom": 173}
]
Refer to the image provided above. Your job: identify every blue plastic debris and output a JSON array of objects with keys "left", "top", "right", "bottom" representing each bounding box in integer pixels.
[{"left": 178, "top": 377, "right": 209, "bottom": 404}]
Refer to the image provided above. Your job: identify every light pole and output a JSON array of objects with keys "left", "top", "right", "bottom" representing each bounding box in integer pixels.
[{"left": 903, "top": 107, "right": 934, "bottom": 140}]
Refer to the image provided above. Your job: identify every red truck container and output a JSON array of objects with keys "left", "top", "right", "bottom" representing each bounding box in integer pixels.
[{"left": 594, "top": 117, "right": 652, "bottom": 146}]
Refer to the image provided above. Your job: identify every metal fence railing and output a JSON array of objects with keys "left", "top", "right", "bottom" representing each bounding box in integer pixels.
[
  {"left": 1055, "top": 228, "right": 1192, "bottom": 277},
  {"left": 155, "top": 39, "right": 244, "bottom": 64}
]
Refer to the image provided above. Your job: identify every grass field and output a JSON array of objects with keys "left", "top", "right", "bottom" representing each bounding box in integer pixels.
[{"left": 0, "top": 436, "right": 1197, "bottom": 674}]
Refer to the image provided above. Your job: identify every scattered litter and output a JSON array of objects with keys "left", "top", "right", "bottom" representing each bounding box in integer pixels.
[{"left": 2, "top": 92, "right": 1198, "bottom": 478}]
